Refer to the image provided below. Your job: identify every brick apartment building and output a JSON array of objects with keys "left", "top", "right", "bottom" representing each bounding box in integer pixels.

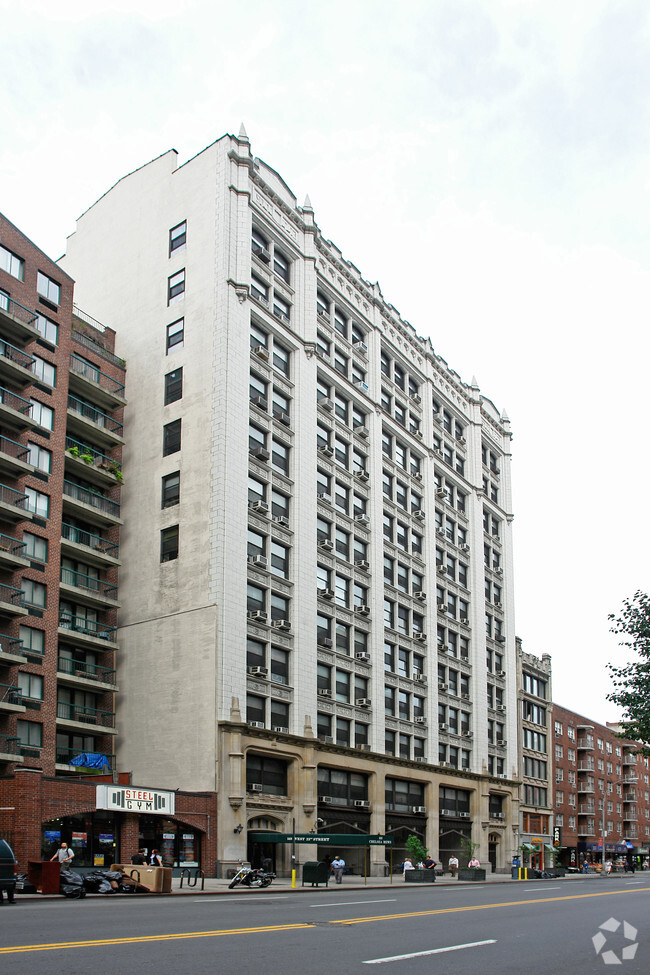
[{"left": 552, "top": 703, "right": 650, "bottom": 869}]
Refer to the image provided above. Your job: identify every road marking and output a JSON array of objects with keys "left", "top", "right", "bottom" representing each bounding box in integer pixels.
[
  {"left": 311, "top": 899, "right": 397, "bottom": 908},
  {"left": 363, "top": 939, "right": 497, "bottom": 964},
  {"left": 191, "top": 895, "right": 290, "bottom": 902},
  {"left": 2, "top": 886, "right": 649, "bottom": 956},
  {"left": 522, "top": 886, "right": 561, "bottom": 891}
]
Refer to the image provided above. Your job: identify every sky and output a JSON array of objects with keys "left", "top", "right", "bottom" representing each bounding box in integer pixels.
[{"left": 3, "top": 0, "right": 649, "bottom": 722}]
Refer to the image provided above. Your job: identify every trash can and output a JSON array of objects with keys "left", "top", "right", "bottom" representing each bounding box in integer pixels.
[{"left": 302, "top": 861, "right": 330, "bottom": 887}]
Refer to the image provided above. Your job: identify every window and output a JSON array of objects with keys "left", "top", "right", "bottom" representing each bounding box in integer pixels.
[
  {"left": 27, "top": 443, "right": 52, "bottom": 473},
  {"left": 22, "top": 579, "right": 46, "bottom": 608},
  {"left": 166, "top": 319, "right": 184, "bottom": 353},
  {"left": 270, "top": 541, "right": 289, "bottom": 578},
  {"left": 273, "top": 294, "right": 290, "bottom": 322},
  {"left": 25, "top": 487, "right": 49, "bottom": 518},
  {"left": 163, "top": 419, "right": 181, "bottom": 456},
  {"left": 30, "top": 399, "right": 53, "bottom": 431},
  {"left": 17, "top": 720, "right": 42, "bottom": 748},
  {"left": 0, "top": 244, "right": 24, "bottom": 280},
  {"left": 32, "top": 355, "right": 56, "bottom": 387},
  {"left": 161, "top": 472, "right": 180, "bottom": 508},
  {"left": 164, "top": 368, "right": 183, "bottom": 404},
  {"left": 160, "top": 525, "right": 179, "bottom": 562},
  {"left": 18, "top": 672, "right": 43, "bottom": 701},
  {"left": 34, "top": 314, "right": 58, "bottom": 345},
  {"left": 271, "top": 439, "right": 289, "bottom": 476},
  {"left": 273, "top": 342, "right": 290, "bottom": 377},
  {"left": 170, "top": 221, "right": 187, "bottom": 254},
  {"left": 37, "top": 271, "right": 60, "bottom": 305},
  {"left": 19, "top": 626, "right": 44, "bottom": 656},
  {"left": 273, "top": 250, "right": 290, "bottom": 283},
  {"left": 168, "top": 269, "right": 185, "bottom": 305},
  {"left": 23, "top": 533, "right": 48, "bottom": 563}
]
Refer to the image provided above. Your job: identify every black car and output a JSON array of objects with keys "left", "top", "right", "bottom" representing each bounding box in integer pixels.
[{"left": 0, "top": 838, "right": 17, "bottom": 902}]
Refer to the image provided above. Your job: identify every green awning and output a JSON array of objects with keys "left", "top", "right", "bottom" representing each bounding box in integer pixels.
[
  {"left": 521, "top": 843, "right": 535, "bottom": 851},
  {"left": 545, "top": 844, "right": 555, "bottom": 852}
]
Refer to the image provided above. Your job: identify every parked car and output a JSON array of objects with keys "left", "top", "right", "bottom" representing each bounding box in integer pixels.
[{"left": 0, "top": 838, "right": 17, "bottom": 902}]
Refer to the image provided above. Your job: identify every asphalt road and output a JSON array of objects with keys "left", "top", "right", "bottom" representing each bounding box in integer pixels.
[{"left": 1, "top": 877, "right": 648, "bottom": 975}]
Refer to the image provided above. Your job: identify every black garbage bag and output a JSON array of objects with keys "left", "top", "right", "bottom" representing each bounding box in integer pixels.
[
  {"left": 59, "top": 869, "right": 87, "bottom": 899},
  {"left": 61, "top": 885, "right": 86, "bottom": 898},
  {"left": 14, "top": 873, "right": 37, "bottom": 894}
]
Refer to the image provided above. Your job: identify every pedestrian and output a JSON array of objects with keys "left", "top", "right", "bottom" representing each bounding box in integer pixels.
[
  {"left": 629, "top": 858, "right": 636, "bottom": 875},
  {"left": 448, "top": 855, "right": 459, "bottom": 877},
  {"left": 402, "top": 857, "right": 414, "bottom": 879},
  {"left": 424, "top": 855, "right": 437, "bottom": 871},
  {"left": 468, "top": 856, "right": 481, "bottom": 869},
  {"left": 0, "top": 881, "right": 16, "bottom": 904},
  {"left": 50, "top": 842, "right": 74, "bottom": 865},
  {"left": 331, "top": 855, "right": 345, "bottom": 884},
  {"left": 582, "top": 860, "right": 590, "bottom": 874},
  {"left": 131, "top": 848, "right": 147, "bottom": 865},
  {"left": 149, "top": 849, "right": 162, "bottom": 867},
  {"left": 605, "top": 859, "right": 613, "bottom": 875}
]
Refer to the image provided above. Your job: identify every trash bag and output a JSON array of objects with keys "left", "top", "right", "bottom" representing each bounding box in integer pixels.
[{"left": 61, "top": 885, "right": 86, "bottom": 899}]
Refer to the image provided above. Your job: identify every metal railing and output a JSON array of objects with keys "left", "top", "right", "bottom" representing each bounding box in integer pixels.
[
  {"left": 61, "top": 522, "right": 119, "bottom": 557},
  {"left": 0, "top": 583, "right": 26, "bottom": 608},
  {"left": 57, "top": 656, "right": 117, "bottom": 684},
  {"left": 0, "top": 385, "right": 31, "bottom": 415},
  {"left": 63, "top": 480, "right": 120, "bottom": 518},
  {"left": 58, "top": 613, "right": 117, "bottom": 642},
  {"left": 65, "top": 436, "right": 122, "bottom": 474},
  {"left": 0, "top": 338, "right": 35, "bottom": 372},
  {"left": 56, "top": 701, "right": 115, "bottom": 728},
  {"left": 70, "top": 353, "right": 125, "bottom": 396},
  {"left": 0, "top": 682, "right": 22, "bottom": 705},
  {"left": 60, "top": 567, "right": 118, "bottom": 601},
  {"left": 0, "top": 483, "right": 28, "bottom": 509},
  {"left": 0, "top": 735, "right": 21, "bottom": 756},
  {"left": 0, "top": 435, "right": 30, "bottom": 463},
  {"left": 0, "top": 294, "right": 37, "bottom": 327},
  {"left": 68, "top": 394, "right": 123, "bottom": 436},
  {"left": 55, "top": 744, "right": 116, "bottom": 769},
  {"left": 0, "top": 533, "right": 26, "bottom": 558},
  {"left": 0, "top": 633, "right": 24, "bottom": 655}
]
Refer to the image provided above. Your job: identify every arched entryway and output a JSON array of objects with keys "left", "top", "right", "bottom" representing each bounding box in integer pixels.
[
  {"left": 247, "top": 816, "right": 283, "bottom": 871},
  {"left": 488, "top": 832, "right": 500, "bottom": 873}
]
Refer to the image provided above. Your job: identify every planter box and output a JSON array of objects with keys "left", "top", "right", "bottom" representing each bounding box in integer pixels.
[
  {"left": 404, "top": 869, "right": 436, "bottom": 883},
  {"left": 458, "top": 868, "right": 486, "bottom": 882}
]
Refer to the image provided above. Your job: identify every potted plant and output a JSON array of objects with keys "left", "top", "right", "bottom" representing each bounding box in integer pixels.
[
  {"left": 403, "top": 834, "right": 435, "bottom": 883},
  {"left": 457, "top": 836, "right": 486, "bottom": 881},
  {"left": 67, "top": 445, "right": 79, "bottom": 458},
  {"left": 80, "top": 452, "right": 94, "bottom": 465}
]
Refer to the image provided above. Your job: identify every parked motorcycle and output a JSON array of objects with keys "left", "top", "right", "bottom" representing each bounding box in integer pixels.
[{"left": 228, "top": 862, "right": 275, "bottom": 889}]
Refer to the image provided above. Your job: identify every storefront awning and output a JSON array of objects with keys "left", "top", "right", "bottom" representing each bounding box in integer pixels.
[
  {"left": 521, "top": 843, "right": 535, "bottom": 851},
  {"left": 545, "top": 844, "right": 555, "bottom": 852}
]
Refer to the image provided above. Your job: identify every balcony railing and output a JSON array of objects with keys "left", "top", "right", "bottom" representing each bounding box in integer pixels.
[
  {"left": 0, "top": 682, "right": 22, "bottom": 705},
  {"left": 0, "top": 584, "right": 26, "bottom": 609},
  {"left": 0, "top": 294, "right": 37, "bottom": 327},
  {"left": 65, "top": 437, "right": 122, "bottom": 475},
  {"left": 0, "top": 633, "right": 24, "bottom": 655},
  {"left": 61, "top": 522, "right": 119, "bottom": 558},
  {"left": 0, "top": 483, "right": 28, "bottom": 509},
  {"left": 0, "top": 386, "right": 32, "bottom": 416},
  {"left": 0, "top": 338, "right": 35, "bottom": 372},
  {"left": 0, "top": 534, "right": 26, "bottom": 558},
  {"left": 63, "top": 480, "right": 120, "bottom": 518},
  {"left": 577, "top": 736, "right": 594, "bottom": 749},
  {"left": 68, "top": 395, "right": 123, "bottom": 436},
  {"left": 60, "top": 568, "right": 118, "bottom": 601},
  {"left": 58, "top": 613, "right": 117, "bottom": 642},
  {"left": 55, "top": 743, "right": 116, "bottom": 770},
  {"left": 56, "top": 702, "right": 115, "bottom": 728},
  {"left": 70, "top": 353, "right": 125, "bottom": 396},
  {"left": 0, "top": 435, "right": 30, "bottom": 464},
  {"left": 57, "top": 656, "right": 117, "bottom": 685},
  {"left": 0, "top": 734, "right": 21, "bottom": 757}
]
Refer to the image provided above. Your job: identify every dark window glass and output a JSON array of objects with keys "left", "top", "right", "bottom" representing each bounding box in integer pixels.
[
  {"left": 160, "top": 525, "right": 179, "bottom": 562},
  {"left": 163, "top": 419, "right": 181, "bottom": 456},
  {"left": 164, "top": 367, "right": 183, "bottom": 404},
  {"left": 161, "top": 472, "right": 180, "bottom": 508}
]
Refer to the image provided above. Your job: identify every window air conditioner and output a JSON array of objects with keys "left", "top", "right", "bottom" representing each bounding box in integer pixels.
[
  {"left": 250, "top": 395, "right": 268, "bottom": 411},
  {"left": 436, "top": 488, "right": 446, "bottom": 498},
  {"left": 248, "top": 721, "right": 265, "bottom": 729},
  {"left": 497, "top": 670, "right": 506, "bottom": 677},
  {"left": 458, "top": 811, "right": 470, "bottom": 818},
  {"left": 497, "top": 738, "right": 506, "bottom": 746},
  {"left": 462, "top": 732, "right": 473, "bottom": 739},
  {"left": 410, "top": 393, "right": 421, "bottom": 405},
  {"left": 249, "top": 783, "right": 264, "bottom": 791},
  {"left": 318, "top": 689, "right": 333, "bottom": 698},
  {"left": 412, "top": 471, "right": 423, "bottom": 482},
  {"left": 272, "top": 619, "right": 291, "bottom": 631},
  {"left": 249, "top": 500, "right": 269, "bottom": 514},
  {"left": 355, "top": 514, "right": 370, "bottom": 525},
  {"left": 460, "top": 543, "right": 470, "bottom": 552},
  {"left": 494, "top": 601, "right": 503, "bottom": 609},
  {"left": 317, "top": 493, "right": 332, "bottom": 505},
  {"left": 413, "top": 509, "right": 425, "bottom": 520},
  {"left": 318, "top": 538, "right": 333, "bottom": 551},
  {"left": 318, "top": 444, "right": 334, "bottom": 458},
  {"left": 353, "top": 341, "right": 368, "bottom": 354},
  {"left": 355, "top": 605, "right": 370, "bottom": 617},
  {"left": 354, "top": 469, "right": 369, "bottom": 482},
  {"left": 276, "top": 411, "right": 291, "bottom": 427},
  {"left": 354, "top": 381, "right": 369, "bottom": 392},
  {"left": 318, "top": 637, "right": 333, "bottom": 648},
  {"left": 438, "top": 682, "right": 448, "bottom": 691},
  {"left": 250, "top": 446, "right": 270, "bottom": 462},
  {"left": 414, "top": 591, "right": 426, "bottom": 601},
  {"left": 437, "top": 601, "right": 447, "bottom": 611},
  {"left": 493, "top": 812, "right": 505, "bottom": 819},
  {"left": 248, "top": 555, "right": 268, "bottom": 568},
  {"left": 415, "top": 716, "right": 427, "bottom": 725},
  {"left": 413, "top": 633, "right": 427, "bottom": 642},
  {"left": 356, "top": 744, "right": 371, "bottom": 751},
  {"left": 247, "top": 611, "right": 267, "bottom": 622},
  {"left": 497, "top": 705, "right": 506, "bottom": 712},
  {"left": 357, "top": 426, "right": 370, "bottom": 440},
  {"left": 355, "top": 698, "right": 371, "bottom": 708},
  {"left": 319, "top": 796, "right": 333, "bottom": 803},
  {"left": 438, "top": 722, "right": 448, "bottom": 731},
  {"left": 437, "top": 565, "right": 447, "bottom": 575},
  {"left": 273, "top": 727, "right": 289, "bottom": 734},
  {"left": 320, "top": 398, "right": 334, "bottom": 412},
  {"left": 248, "top": 667, "right": 268, "bottom": 677},
  {"left": 273, "top": 515, "right": 290, "bottom": 527},
  {"left": 252, "top": 345, "right": 269, "bottom": 361},
  {"left": 318, "top": 736, "right": 334, "bottom": 744},
  {"left": 412, "top": 806, "right": 426, "bottom": 814},
  {"left": 354, "top": 799, "right": 370, "bottom": 807},
  {"left": 355, "top": 559, "right": 370, "bottom": 570},
  {"left": 355, "top": 651, "right": 371, "bottom": 661},
  {"left": 414, "top": 674, "right": 427, "bottom": 683},
  {"left": 318, "top": 588, "right": 334, "bottom": 600}
]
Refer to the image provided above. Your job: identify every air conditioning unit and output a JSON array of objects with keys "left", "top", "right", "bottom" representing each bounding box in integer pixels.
[
  {"left": 319, "top": 796, "right": 333, "bottom": 803},
  {"left": 410, "top": 393, "right": 421, "bottom": 405},
  {"left": 356, "top": 744, "right": 371, "bottom": 752},
  {"left": 250, "top": 446, "right": 270, "bottom": 462},
  {"left": 355, "top": 559, "right": 370, "bottom": 570},
  {"left": 320, "top": 397, "right": 334, "bottom": 411},
  {"left": 355, "top": 514, "right": 370, "bottom": 526},
  {"left": 499, "top": 774, "right": 509, "bottom": 779},
  {"left": 318, "top": 736, "right": 334, "bottom": 744},
  {"left": 461, "top": 693, "right": 470, "bottom": 701},
  {"left": 317, "top": 493, "right": 332, "bottom": 505},
  {"left": 273, "top": 726, "right": 289, "bottom": 734},
  {"left": 354, "top": 799, "right": 370, "bottom": 807},
  {"left": 439, "top": 723, "right": 448, "bottom": 731},
  {"left": 272, "top": 619, "right": 291, "bottom": 631},
  {"left": 252, "top": 345, "right": 269, "bottom": 361},
  {"left": 356, "top": 698, "right": 371, "bottom": 708},
  {"left": 496, "top": 635, "right": 506, "bottom": 644},
  {"left": 496, "top": 567, "right": 504, "bottom": 576},
  {"left": 440, "top": 806, "right": 455, "bottom": 813},
  {"left": 413, "top": 430, "right": 423, "bottom": 440},
  {"left": 353, "top": 341, "right": 368, "bottom": 354},
  {"left": 494, "top": 601, "right": 503, "bottom": 610},
  {"left": 248, "top": 722, "right": 265, "bottom": 730},
  {"left": 248, "top": 554, "right": 268, "bottom": 568},
  {"left": 318, "top": 588, "right": 334, "bottom": 600},
  {"left": 276, "top": 411, "right": 291, "bottom": 427},
  {"left": 437, "top": 601, "right": 447, "bottom": 611},
  {"left": 318, "top": 444, "right": 334, "bottom": 458},
  {"left": 354, "top": 381, "right": 369, "bottom": 392},
  {"left": 356, "top": 426, "right": 370, "bottom": 440},
  {"left": 497, "top": 670, "right": 506, "bottom": 677},
  {"left": 463, "top": 732, "right": 473, "bottom": 739},
  {"left": 250, "top": 395, "right": 268, "bottom": 411},
  {"left": 273, "top": 515, "right": 290, "bottom": 527},
  {"left": 414, "top": 757, "right": 427, "bottom": 763},
  {"left": 412, "top": 806, "right": 426, "bottom": 814},
  {"left": 412, "top": 509, "right": 425, "bottom": 520},
  {"left": 437, "top": 565, "right": 447, "bottom": 575},
  {"left": 497, "top": 705, "right": 506, "bottom": 713},
  {"left": 412, "top": 471, "right": 423, "bottom": 482},
  {"left": 252, "top": 242, "right": 270, "bottom": 263},
  {"left": 458, "top": 811, "right": 470, "bottom": 819},
  {"left": 355, "top": 605, "right": 370, "bottom": 617},
  {"left": 437, "top": 642, "right": 446, "bottom": 651},
  {"left": 413, "top": 633, "right": 427, "bottom": 643},
  {"left": 459, "top": 615, "right": 469, "bottom": 624},
  {"left": 436, "top": 528, "right": 445, "bottom": 536},
  {"left": 414, "top": 674, "right": 427, "bottom": 683},
  {"left": 436, "top": 488, "right": 446, "bottom": 498},
  {"left": 434, "top": 447, "right": 443, "bottom": 457},
  {"left": 247, "top": 610, "right": 267, "bottom": 622},
  {"left": 318, "top": 637, "right": 333, "bottom": 648},
  {"left": 318, "top": 688, "right": 333, "bottom": 698},
  {"left": 433, "top": 413, "right": 442, "bottom": 425},
  {"left": 414, "top": 591, "right": 426, "bottom": 602},
  {"left": 460, "top": 543, "right": 470, "bottom": 552},
  {"left": 493, "top": 812, "right": 505, "bottom": 819},
  {"left": 457, "top": 436, "right": 466, "bottom": 445},
  {"left": 317, "top": 308, "right": 330, "bottom": 321},
  {"left": 249, "top": 500, "right": 269, "bottom": 514},
  {"left": 497, "top": 738, "right": 506, "bottom": 746},
  {"left": 438, "top": 682, "right": 448, "bottom": 691},
  {"left": 355, "top": 651, "right": 371, "bottom": 662},
  {"left": 415, "top": 716, "right": 427, "bottom": 725},
  {"left": 249, "top": 783, "right": 264, "bottom": 791},
  {"left": 318, "top": 538, "right": 333, "bottom": 551},
  {"left": 354, "top": 469, "right": 369, "bottom": 482},
  {"left": 248, "top": 666, "right": 268, "bottom": 677}
]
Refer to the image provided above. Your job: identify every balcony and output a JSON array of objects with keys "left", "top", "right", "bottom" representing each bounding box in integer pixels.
[
  {"left": 0, "top": 338, "right": 36, "bottom": 387},
  {"left": 59, "top": 568, "right": 119, "bottom": 609},
  {"left": 0, "top": 483, "right": 32, "bottom": 522},
  {"left": 62, "top": 480, "right": 121, "bottom": 527},
  {"left": 0, "top": 434, "right": 34, "bottom": 479},
  {"left": 577, "top": 736, "right": 594, "bottom": 750},
  {"left": 0, "top": 633, "right": 26, "bottom": 665},
  {"left": 68, "top": 353, "right": 126, "bottom": 411},
  {"left": 578, "top": 803, "right": 595, "bottom": 815},
  {"left": 56, "top": 701, "right": 116, "bottom": 732},
  {"left": 577, "top": 761, "right": 595, "bottom": 772},
  {"left": 0, "top": 734, "right": 23, "bottom": 763},
  {"left": 65, "top": 438, "right": 122, "bottom": 488},
  {"left": 0, "top": 533, "right": 28, "bottom": 570},
  {"left": 0, "top": 385, "right": 38, "bottom": 431},
  {"left": 0, "top": 294, "right": 40, "bottom": 343},
  {"left": 0, "top": 682, "right": 25, "bottom": 713},
  {"left": 577, "top": 780, "right": 595, "bottom": 794},
  {"left": 55, "top": 743, "right": 115, "bottom": 771},
  {"left": 58, "top": 613, "right": 117, "bottom": 648},
  {"left": 57, "top": 655, "right": 118, "bottom": 690},
  {"left": 61, "top": 522, "right": 120, "bottom": 567},
  {"left": 67, "top": 394, "right": 124, "bottom": 448},
  {"left": 0, "top": 583, "right": 27, "bottom": 618},
  {"left": 622, "top": 752, "right": 637, "bottom": 767}
]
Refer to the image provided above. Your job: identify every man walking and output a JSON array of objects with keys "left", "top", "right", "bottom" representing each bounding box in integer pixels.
[
  {"left": 331, "top": 855, "right": 346, "bottom": 884},
  {"left": 50, "top": 842, "right": 74, "bottom": 866}
]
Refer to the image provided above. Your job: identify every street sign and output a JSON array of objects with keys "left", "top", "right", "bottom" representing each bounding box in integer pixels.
[
  {"left": 249, "top": 832, "right": 393, "bottom": 846},
  {"left": 553, "top": 825, "right": 562, "bottom": 848}
]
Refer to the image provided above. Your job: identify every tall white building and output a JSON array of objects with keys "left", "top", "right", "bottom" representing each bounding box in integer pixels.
[{"left": 61, "top": 128, "right": 519, "bottom": 875}]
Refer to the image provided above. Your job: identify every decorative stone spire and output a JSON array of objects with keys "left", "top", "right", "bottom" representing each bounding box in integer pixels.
[
  {"left": 238, "top": 123, "right": 249, "bottom": 142},
  {"left": 303, "top": 194, "right": 313, "bottom": 211}
]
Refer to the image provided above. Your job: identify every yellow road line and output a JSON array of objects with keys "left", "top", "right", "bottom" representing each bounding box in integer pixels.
[{"left": 2, "top": 886, "right": 649, "bottom": 956}]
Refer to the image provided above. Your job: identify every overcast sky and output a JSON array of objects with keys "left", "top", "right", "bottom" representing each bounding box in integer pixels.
[{"left": 4, "top": 0, "right": 649, "bottom": 722}]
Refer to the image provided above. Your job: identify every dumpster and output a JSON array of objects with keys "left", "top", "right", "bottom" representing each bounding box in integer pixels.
[
  {"left": 302, "top": 861, "right": 330, "bottom": 887},
  {"left": 111, "top": 864, "right": 172, "bottom": 893},
  {"left": 28, "top": 860, "right": 61, "bottom": 895}
]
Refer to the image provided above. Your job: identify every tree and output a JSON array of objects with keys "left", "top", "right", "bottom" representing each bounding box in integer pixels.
[
  {"left": 607, "top": 590, "right": 650, "bottom": 752},
  {"left": 405, "top": 833, "right": 428, "bottom": 865}
]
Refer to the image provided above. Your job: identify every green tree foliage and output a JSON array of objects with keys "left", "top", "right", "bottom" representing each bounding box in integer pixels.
[
  {"left": 405, "top": 833, "right": 428, "bottom": 865},
  {"left": 607, "top": 591, "right": 650, "bottom": 751}
]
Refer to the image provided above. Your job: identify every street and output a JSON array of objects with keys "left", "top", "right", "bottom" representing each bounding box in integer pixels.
[{"left": 0, "top": 876, "right": 648, "bottom": 975}]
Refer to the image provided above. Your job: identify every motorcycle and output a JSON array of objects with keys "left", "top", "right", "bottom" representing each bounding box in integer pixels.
[{"left": 228, "top": 862, "right": 275, "bottom": 889}]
